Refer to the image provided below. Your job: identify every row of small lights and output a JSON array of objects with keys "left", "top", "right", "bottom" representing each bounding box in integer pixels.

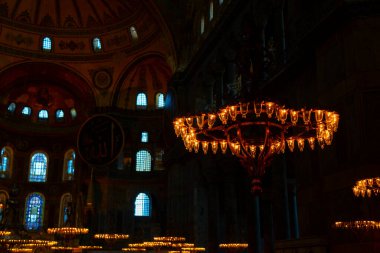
[
  {"left": 174, "top": 101, "right": 339, "bottom": 156},
  {"left": 94, "top": 233, "right": 130, "bottom": 240},
  {"left": 333, "top": 220, "right": 380, "bottom": 230},
  {"left": 47, "top": 227, "right": 89, "bottom": 235}
]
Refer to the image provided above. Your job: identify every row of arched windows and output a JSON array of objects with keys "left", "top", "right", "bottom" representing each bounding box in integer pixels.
[
  {"left": 1, "top": 146, "right": 155, "bottom": 179},
  {"left": 7, "top": 103, "right": 77, "bottom": 121},
  {"left": 41, "top": 26, "right": 139, "bottom": 53},
  {"left": 136, "top": 92, "right": 165, "bottom": 109},
  {"left": 0, "top": 191, "right": 151, "bottom": 231},
  {"left": 0, "top": 147, "right": 75, "bottom": 181}
]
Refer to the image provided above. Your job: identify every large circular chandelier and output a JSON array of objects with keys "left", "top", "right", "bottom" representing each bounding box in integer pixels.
[{"left": 173, "top": 100, "right": 339, "bottom": 192}]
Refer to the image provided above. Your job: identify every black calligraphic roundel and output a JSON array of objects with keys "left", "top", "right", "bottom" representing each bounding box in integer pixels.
[{"left": 77, "top": 114, "right": 124, "bottom": 167}]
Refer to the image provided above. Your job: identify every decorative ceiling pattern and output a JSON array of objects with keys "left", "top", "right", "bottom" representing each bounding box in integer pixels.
[{"left": 0, "top": 0, "right": 140, "bottom": 29}]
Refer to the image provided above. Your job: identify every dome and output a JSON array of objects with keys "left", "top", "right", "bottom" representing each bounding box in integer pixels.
[{"left": 0, "top": 0, "right": 142, "bottom": 30}]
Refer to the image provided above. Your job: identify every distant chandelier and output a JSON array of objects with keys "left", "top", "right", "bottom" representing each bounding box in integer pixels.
[
  {"left": 173, "top": 100, "right": 339, "bottom": 192},
  {"left": 333, "top": 220, "right": 380, "bottom": 230},
  {"left": 352, "top": 177, "right": 380, "bottom": 197}
]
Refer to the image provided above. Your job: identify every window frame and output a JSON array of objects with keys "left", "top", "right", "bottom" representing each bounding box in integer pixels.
[
  {"left": 62, "top": 149, "right": 75, "bottom": 181},
  {"left": 135, "top": 149, "right": 152, "bottom": 172},
  {"left": 21, "top": 106, "right": 32, "bottom": 117},
  {"left": 24, "top": 192, "right": 45, "bottom": 231},
  {"left": 28, "top": 151, "right": 48, "bottom": 183},
  {"left": 155, "top": 93, "right": 165, "bottom": 109},
  {"left": 0, "top": 146, "right": 13, "bottom": 178},
  {"left": 134, "top": 192, "right": 151, "bottom": 217},
  {"left": 136, "top": 92, "right": 148, "bottom": 109},
  {"left": 92, "top": 37, "right": 102, "bottom": 52},
  {"left": 42, "top": 36, "right": 52, "bottom": 52},
  {"left": 38, "top": 109, "right": 49, "bottom": 120},
  {"left": 59, "top": 193, "right": 73, "bottom": 226}
]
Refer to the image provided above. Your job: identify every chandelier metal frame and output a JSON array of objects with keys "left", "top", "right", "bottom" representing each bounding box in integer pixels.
[{"left": 173, "top": 100, "right": 339, "bottom": 192}]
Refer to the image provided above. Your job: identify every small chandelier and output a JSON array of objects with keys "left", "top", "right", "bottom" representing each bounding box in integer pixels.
[
  {"left": 173, "top": 100, "right": 339, "bottom": 192},
  {"left": 352, "top": 177, "right": 380, "bottom": 197}
]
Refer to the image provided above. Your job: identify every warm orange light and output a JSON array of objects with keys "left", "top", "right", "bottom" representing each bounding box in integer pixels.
[
  {"left": 211, "top": 141, "right": 218, "bottom": 154},
  {"left": 265, "top": 102, "right": 275, "bottom": 118},
  {"left": 202, "top": 141, "right": 209, "bottom": 154},
  {"left": 290, "top": 110, "right": 298, "bottom": 125},
  {"left": 218, "top": 109, "right": 229, "bottom": 124},
  {"left": 240, "top": 103, "right": 249, "bottom": 118},
  {"left": 297, "top": 139, "right": 305, "bottom": 152},
  {"left": 207, "top": 114, "right": 217, "bottom": 128},
  {"left": 286, "top": 139, "right": 295, "bottom": 152},
  {"left": 220, "top": 140, "right": 228, "bottom": 154},
  {"left": 254, "top": 101, "right": 263, "bottom": 117},
  {"left": 229, "top": 106, "right": 238, "bottom": 121},
  {"left": 196, "top": 114, "right": 205, "bottom": 129},
  {"left": 278, "top": 108, "right": 288, "bottom": 124},
  {"left": 314, "top": 110, "right": 324, "bottom": 123}
]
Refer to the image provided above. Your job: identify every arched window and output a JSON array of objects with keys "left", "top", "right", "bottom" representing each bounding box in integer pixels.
[
  {"left": 141, "top": 132, "right": 148, "bottom": 143},
  {"left": 156, "top": 93, "right": 165, "bottom": 109},
  {"left": 136, "top": 93, "right": 147, "bottom": 109},
  {"left": 29, "top": 152, "right": 48, "bottom": 182},
  {"left": 0, "top": 191, "right": 8, "bottom": 224},
  {"left": 134, "top": 193, "right": 151, "bottom": 217},
  {"left": 56, "top": 109, "right": 64, "bottom": 120},
  {"left": 63, "top": 150, "right": 75, "bottom": 181},
  {"left": 7, "top": 103, "right": 16, "bottom": 113},
  {"left": 130, "top": 26, "right": 138, "bottom": 40},
  {"left": 70, "top": 108, "right": 77, "bottom": 119},
  {"left": 136, "top": 150, "right": 151, "bottom": 172},
  {"left": 38, "top": 110, "right": 48, "bottom": 119},
  {"left": 200, "top": 16, "right": 205, "bottom": 34},
  {"left": 59, "top": 193, "right": 72, "bottom": 226},
  {"left": 92, "top": 37, "right": 102, "bottom": 52},
  {"left": 0, "top": 146, "right": 13, "bottom": 178},
  {"left": 21, "top": 106, "right": 32, "bottom": 116},
  {"left": 42, "top": 37, "right": 52, "bottom": 52},
  {"left": 219, "top": 0, "right": 223, "bottom": 5},
  {"left": 210, "top": 2, "right": 214, "bottom": 20},
  {"left": 25, "top": 192, "right": 44, "bottom": 230}
]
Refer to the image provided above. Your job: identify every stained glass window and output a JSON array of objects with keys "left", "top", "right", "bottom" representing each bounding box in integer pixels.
[
  {"left": 156, "top": 93, "right": 165, "bottom": 108},
  {"left": 141, "top": 132, "right": 148, "bottom": 143},
  {"left": 42, "top": 37, "right": 52, "bottom": 52},
  {"left": 136, "top": 93, "right": 147, "bottom": 109},
  {"left": 136, "top": 150, "right": 151, "bottom": 172},
  {"left": 63, "top": 150, "right": 75, "bottom": 181},
  {"left": 22, "top": 106, "right": 32, "bottom": 116},
  {"left": 0, "top": 147, "right": 12, "bottom": 178},
  {"left": 134, "top": 193, "right": 150, "bottom": 217},
  {"left": 56, "top": 109, "right": 64, "bottom": 120},
  {"left": 29, "top": 152, "right": 48, "bottom": 182},
  {"left": 93, "top": 37, "right": 102, "bottom": 52},
  {"left": 25, "top": 193, "right": 44, "bottom": 230},
  {"left": 38, "top": 110, "right": 48, "bottom": 119},
  {"left": 60, "top": 193, "right": 72, "bottom": 226},
  {"left": 7, "top": 103, "right": 16, "bottom": 113}
]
